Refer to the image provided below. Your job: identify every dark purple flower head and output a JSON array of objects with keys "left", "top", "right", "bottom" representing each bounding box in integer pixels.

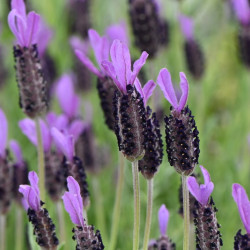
[
  {"left": 8, "top": 0, "right": 40, "bottom": 47},
  {"left": 62, "top": 176, "right": 84, "bottom": 227},
  {"left": 232, "top": 183, "right": 250, "bottom": 234},
  {"left": 0, "top": 108, "right": 8, "bottom": 158},
  {"left": 231, "top": 0, "right": 250, "bottom": 25},
  {"left": 187, "top": 166, "right": 214, "bottom": 206},
  {"left": 19, "top": 171, "right": 40, "bottom": 211},
  {"left": 56, "top": 74, "right": 80, "bottom": 119},
  {"left": 74, "top": 29, "right": 110, "bottom": 78},
  {"left": 9, "top": 140, "right": 25, "bottom": 167},
  {"left": 158, "top": 204, "right": 169, "bottom": 236},
  {"left": 179, "top": 14, "right": 194, "bottom": 41},
  {"left": 157, "top": 68, "right": 189, "bottom": 113},
  {"left": 102, "top": 39, "right": 148, "bottom": 94},
  {"left": 19, "top": 118, "right": 52, "bottom": 153},
  {"left": 105, "top": 21, "right": 129, "bottom": 46}
]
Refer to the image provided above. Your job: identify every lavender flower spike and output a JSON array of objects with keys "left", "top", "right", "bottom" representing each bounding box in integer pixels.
[
  {"left": 19, "top": 171, "right": 40, "bottom": 211},
  {"left": 158, "top": 204, "right": 169, "bottom": 236},
  {"left": 0, "top": 108, "right": 8, "bottom": 158},
  {"left": 8, "top": 0, "right": 40, "bottom": 47},
  {"left": 187, "top": 166, "right": 214, "bottom": 206},
  {"left": 232, "top": 183, "right": 250, "bottom": 234},
  {"left": 157, "top": 68, "right": 189, "bottom": 112},
  {"left": 102, "top": 39, "right": 148, "bottom": 94},
  {"left": 231, "top": 0, "right": 250, "bottom": 25},
  {"left": 62, "top": 176, "right": 84, "bottom": 227}
]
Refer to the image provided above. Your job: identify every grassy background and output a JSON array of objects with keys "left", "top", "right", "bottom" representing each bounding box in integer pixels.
[{"left": 1, "top": 0, "right": 250, "bottom": 249}]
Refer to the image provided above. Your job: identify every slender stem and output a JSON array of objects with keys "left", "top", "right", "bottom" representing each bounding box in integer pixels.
[
  {"left": 83, "top": 208, "right": 88, "bottom": 224},
  {"left": 35, "top": 118, "right": 45, "bottom": 201},
  {"left": 15, "top": 207, "right": 23, "bottom": 250},
  {"left": 0, "top": 214, "right": 6, "bottom": 250},
  {"left": 109, "top": 152, "right": 125, "bottom": 250},
  {"left": 56, "top": 201, "right": 65, "bottom": 244},
  {"left": 132, "top": 160, "right": 140, "bottom": 250},
  {"left": 92, "top": 175, "right": 107, "bottom": 244},
  {"left": 142, "top": 179, "right": 154, "bottom": 250},
  {"left": 182, "top": 174, "right": 190, "bottom": 250}
]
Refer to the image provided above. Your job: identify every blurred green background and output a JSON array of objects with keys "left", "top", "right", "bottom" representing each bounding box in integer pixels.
[{"left": 1, "top": 0, "right": 250, "bottom": 249}]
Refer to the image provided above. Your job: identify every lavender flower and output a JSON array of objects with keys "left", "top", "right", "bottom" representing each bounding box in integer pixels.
[
  {"left": 187, "top": 166, "right": 223, "bottom": 249},
  {"left": 232, "top": 183, "right": 250, "bottom": 248},
  {"left": 8, "top": 0, "right": 48, "bottom": 118},
  {"left": 51, "top": 128, "right": 89, "bottom": 207},
  {"left": 157, "top": 68, "right": 200, "bottom": 175},
  {"left": 0, "top": 109, "right": 12, "bottom": 214},
  {"left": 19, "top": 171, "right": 59, "bottom": 249},
  {"left": 231, "top": 0, "right": 250, "bottom": 26},
  {"left": 102, "top": 39, "right": 149, "bottom": 161},
  {"left": 148, "top": 204, "right": 175, "bottom": 250},
  {"left": 9, "top": 140, "right": 28, "bottom": 206},
  {"left": 179, "top": 14, "right": 205, "bottom": 79},
  {"left": 62, "top": 177, "right": 104, "bottom": 249},
  {"left": 74, "top": 29, "right": 118, "bottom": 130}
]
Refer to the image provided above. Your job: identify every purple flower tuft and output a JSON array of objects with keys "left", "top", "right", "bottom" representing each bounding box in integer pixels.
[
  {"left": 9, "top": 140, "right": 24, "bottom": 167},
  {"left": 102, "top": 39, "right": 148, "bottom": 94},
  {"left": 74, "top": 29, "right": 109, "bottom": 78},
  {"left": 232, "top": 183, "right": 250, "bottom": 234},
  {"left": 8, "top": 0, "right": 41, "bottom": 47},
  {"left": 62, "top": 176, "right": 84, "bottom": 227},
  {"left": 231, "top": 0, "right": 250, "bottom": 25},
  {"left": 56, "top": 74, "right": 80, "bottom": 119},
  {"left": 157, "top": 68, "right": 189, "bottom": 112},
  {"left": 187, "top": 166, "right": 214, "bottom": 206},
  {"left": 158, "top": 204, "right": 169, "bottom": 236},
  {"left": 19, "top": 171, "right": 40, "bottom": 211},
  {"left": 179, "top": 14, "right": 194, "bottom": 41},
  {"left": 0, "top": 108, "right": 8, "bottom": 158}
]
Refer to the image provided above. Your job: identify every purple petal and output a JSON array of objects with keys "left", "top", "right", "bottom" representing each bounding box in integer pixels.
[
  {"left": 105, "top": 21, "right": 129, "bottom": 46},
  {"left": 88, "top": 29, "right": 109, "bottom": 69},
  {"left": 19, "top": 118, "right": 37, "bottom": 146},
  {"left": 9, "top": 140, "right": 24, "bottom": 166},
  {"left": 11, "top": 0, "right": 26, "bottom": 17},
  {"left": 62, "top": 191, "right": 84, "bottom": 227},
  {"left": 56, "top": 74, "right": 80, "bottom": 119},
  {"left": 0, "top": 109, "right": 8, "bottom": 158},
  {"left": 39, "top": 119, "right": 51, "bottom": 152},
  {"left": 46, "top": 112, "right": 68, "bottom": 131},
  {"left": 75, "top": 50, "right": 102, "bottom": 78},
  {"left": 231, "top": 0, "right": 250, "bottom": 25},
  {"left": 25, "top": 11, "right": 40, "bottom": 47},
  {"left": 143, "top": 80, "right": 156, "bottom": 106},
  {"left": 67, "top": 176, "right": 83, "bottom": 211},
  {"left": 70, "top": 36, "right": 89, "bottom": 54},
  {"left": 134, "top": 78, "right": 144, "bottom": 99},
  {"left": 51, "top": 127, "right": 74, "bottom": 161},
  {"left": 177, "top": 72, "right": 189, "bottom": 112},
  {"left": 19, "top": 185, "right": 40, "bottom": 211},
  {"left": 232, "top": 183, "right": 250, "bottom": 234},
  {"left": 130, "top": 51, "right": 148, "bottom": 85},
  {"left": 157, "top": 68, "right": 178, "bottom": 109},
  {"left": 179, "top": 14, "right": 194, "bottom": 41},
  {"left": 102, "top": 60, "right": 125, "bottom": 93},
  {"left": 158, "top": 204, "right": 169, "bottom": 236},
  {"left": 187, "top": 165, "right": 214, "bottom": 206},
  {"left": 110, "top": 40, "right": 131, "bottom": 90},
  {"left": 68, "top": 120, "right": 87, "bottom": 141}
]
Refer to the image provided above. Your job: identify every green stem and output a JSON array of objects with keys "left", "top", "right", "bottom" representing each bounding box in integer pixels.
[
  {"left": 132, "top": 160, "right": 140, "bottom": 250},
  {"left": 0, "top": 214, "right": 6, "bottom": 250},
  {"left": 15, "top": 207, "right": 23, "bottom": 250},
  {"left": 56, "top": 201, "right": 66, "bottom": 244},
  {"left": 109, "top": 152, "right": 125, "bottom": 250},
  {"left": 182, "top": 174, "right": 190, "bottom": 250},
  {"left": 35, "top": 118, "right": 45, "bottom": 201},
  {"left": 92, "top": 175, "right": 107, "bottom": 244},
  {"left": 142, "top": 179, "right": 153, "bottom": 250}
]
